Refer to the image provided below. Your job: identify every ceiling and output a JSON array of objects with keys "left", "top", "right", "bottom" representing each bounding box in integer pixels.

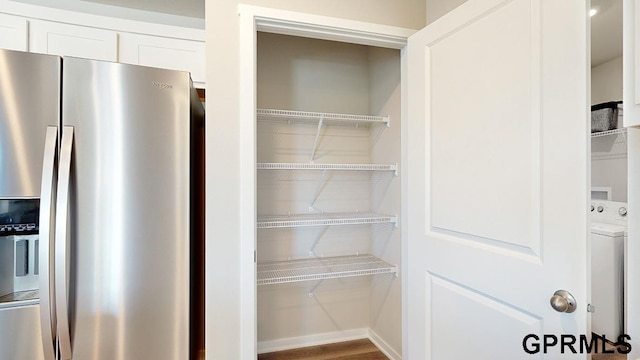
[
  {"left": 82, "top": 0, "right": 203, "bottom": 19},
  {"left": 591, "top": 0, "right": 623, "bottom": 67}
]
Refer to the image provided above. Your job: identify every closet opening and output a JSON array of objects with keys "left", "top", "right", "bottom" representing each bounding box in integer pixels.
[{"left": 254, "top": 32, "right": 402, "bottom": 358}]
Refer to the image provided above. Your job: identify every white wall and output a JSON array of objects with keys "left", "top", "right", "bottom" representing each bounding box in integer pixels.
[
  {"left": 591, "top": 56, "right": 627, "bottom": 202},
  {"left": 591, "top": 135, "right": 628, "bottom": 202},
  {"left": 592, "top": 56, "right": 623, "bottom": 105},
  {"left": 368, "top": 46, "right": 402, "bottom": 356},
  {"left": 257, "top": 33, "right": 371, "bottom": 114},
  {"left": 206, "top": 2, "right": 424, "bottom": 359}
]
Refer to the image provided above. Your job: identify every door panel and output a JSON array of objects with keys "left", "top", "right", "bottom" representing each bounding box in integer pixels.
[
  {"left": 430, "top": 0, "right": 538, "bottom": 251},
  {"left": 407, "top": 0, "right": 589, "bottom": 358},
  {"left": 119, "top": 33, "right": 205, "bottom": 85},
  {"left": 428, "top": 274, "right": 540, "bottom": 359},
  {"left": 0, "top": 14, "right": 28, "bottom": 52},
  {"left": 29, "top": 20, "right": 117, "bottom": 62}
]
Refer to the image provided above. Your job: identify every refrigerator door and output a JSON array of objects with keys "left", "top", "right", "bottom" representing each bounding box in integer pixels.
[
  {"left": 0, "top": 49, "right": 60, "bottom": 360},
  {"left": 0, "top": 49, "right": 60, "bottom": 197},
  {"left": 62, "top": 57, "right": 191, "bottom": 360},
  {"left": 0, "top": 305, "right": 46, "bottom": 360}
]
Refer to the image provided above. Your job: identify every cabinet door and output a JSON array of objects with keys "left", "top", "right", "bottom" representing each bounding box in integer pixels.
[
  {"left": 119, "top": 33, "right": 205, "bottom": 86},
  {"left": 0, "top": 13, "right": 28, "bottom": 51},
  {"left": 29, "top": 20, "right": 117, "bottom": 62}
]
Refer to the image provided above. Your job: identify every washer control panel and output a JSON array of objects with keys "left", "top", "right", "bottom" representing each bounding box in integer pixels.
[{"left": 590, "top": 200, "right": 628, "bottom": 225}]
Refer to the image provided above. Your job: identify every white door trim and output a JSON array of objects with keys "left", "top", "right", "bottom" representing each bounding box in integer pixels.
[{"left": 237, "top": 4, "right": 414, "bottom": 358}]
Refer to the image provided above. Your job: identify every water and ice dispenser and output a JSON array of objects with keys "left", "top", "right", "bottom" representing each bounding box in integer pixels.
[{"left": 0, "top": 200, "right": 39, "bottom": 303}]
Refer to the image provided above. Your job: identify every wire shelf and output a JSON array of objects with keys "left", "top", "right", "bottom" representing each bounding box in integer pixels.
[
  {"left": 257, "top": 212, "right": 397, "bottom": 229},
  {"left": 591, "top": 128, "right": 627, "bottom": 138},
  {"left": 257, "top": 254, "right": 397, "bottom": 285},
  {"left": 257, "top": 108, "right": 390, "bottom": 127},
  {"left": 257, "top": 162, "right": 397, "bottom": 173}
]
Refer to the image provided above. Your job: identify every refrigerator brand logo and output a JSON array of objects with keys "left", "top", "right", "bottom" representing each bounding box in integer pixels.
[
  {"left": 522, "top": 333, "right": 631, "bottom": 355},
  {"left": 152, "top": 81, "right": 173, "bottom": 90}
]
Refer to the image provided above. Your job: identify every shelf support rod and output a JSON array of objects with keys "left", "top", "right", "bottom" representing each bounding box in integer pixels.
[
  {"left": 308, "top": 279, "right": 324, "bottom": 297},
  {"left": 309, "top": 225, "right": 330, "bottom": 256},
  {"left": 309, "top": 169, "right": 328, "bottom": 212},
  {"left": 309, "top": 116, "right": 324, "bottom": 163}
]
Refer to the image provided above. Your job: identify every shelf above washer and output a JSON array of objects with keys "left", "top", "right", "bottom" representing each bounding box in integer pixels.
[
  {"left": 591, "top": 128, "right": 627, "bottom": 138},
  {"left": 257, "top": 108, "right": 390, "bottom": 127},
  {"left": 257, "top": 212, "right": 397, "bottom": 229},
  {"left": 257, "top": 254, "right": 397, "bottom": 285}
]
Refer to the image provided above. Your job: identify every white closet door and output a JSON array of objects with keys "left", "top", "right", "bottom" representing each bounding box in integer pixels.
[{"left": 406, "top": 0, "right": 589, "bottom": 358}]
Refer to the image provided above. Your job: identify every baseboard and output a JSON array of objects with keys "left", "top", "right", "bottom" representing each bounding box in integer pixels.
[
  {"left": 368, "top": 329, "right": 401, "bottom": 360},
  {"left": 257, "top": 328, "right": 369, "bottom": 354}
]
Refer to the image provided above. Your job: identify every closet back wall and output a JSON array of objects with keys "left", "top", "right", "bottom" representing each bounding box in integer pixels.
[{"left": 258, "top": 33, "right": 370, "bottom": 113}]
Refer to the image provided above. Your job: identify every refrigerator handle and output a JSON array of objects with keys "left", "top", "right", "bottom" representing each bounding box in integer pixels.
[
  {"left": 55, "top": 125, "right": 74, "bottom": 360},
  {"left": 38, "top": 126, "right": 58, "bottom": 360}
]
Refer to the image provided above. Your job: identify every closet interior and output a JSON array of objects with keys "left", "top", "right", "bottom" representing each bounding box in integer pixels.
[{"left": 255, "top": 32, "right": 402, "bottom": 357}]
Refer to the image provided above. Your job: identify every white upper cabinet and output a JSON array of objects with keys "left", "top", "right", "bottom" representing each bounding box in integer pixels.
[
  {"left": 119, "top": 33, "right": 205, "bottom": 86},
  {"left": 1, "top": 2, "right": 205, "bottom": 86},
  {"left": 29, "top": 20, "right": 117, "bottom": 62},
  {"left": 0, "top": 13, "right": 28, "bottom": 51}
]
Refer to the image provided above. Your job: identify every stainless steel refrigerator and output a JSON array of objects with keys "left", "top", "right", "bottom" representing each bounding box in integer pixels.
[{"left": 0, "top": 49, "right": 205, "bottom": 360}]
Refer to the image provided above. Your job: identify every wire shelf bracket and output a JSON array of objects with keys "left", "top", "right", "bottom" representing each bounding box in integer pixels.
[
  {"left": 309, "top": 225, "right": 330, "bottom": 257},
  {"left": 310, "top": 116, "right": 324, "bottom": 163},
  {"left": 309, "top": 169, "right": 328, "bottom": 212}
]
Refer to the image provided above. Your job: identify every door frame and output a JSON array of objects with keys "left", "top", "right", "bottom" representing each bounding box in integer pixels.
[
  {"left": 237, "top": 5, "right": 413, "bottom": 358},
  {"left": 236, "top": 3, "right": 623, "bottom": 359},
  {"left": 624, "top": 0, "right": 640, "bottom": 357}
]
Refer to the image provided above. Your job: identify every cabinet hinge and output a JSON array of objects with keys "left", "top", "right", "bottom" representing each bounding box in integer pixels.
[
  {"left": 254, "top": 250, "right": 257, "bottom": 263},
  {"left": 587, "top": 304, "right": 595, "bottom": 313}
]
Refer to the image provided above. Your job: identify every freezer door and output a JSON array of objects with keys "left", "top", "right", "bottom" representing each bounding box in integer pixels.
[
  {"left": 0, "top": 305, "right": 45, "bottom": 360},
  {"left": 0, "top": 49, "right": 60, "bottom": 197},
  {"left": 62, "top": 57, "right": 191, "bottom": 360},
  {"left": 0, "top": 49, "right": 60, "bottom": 360}
]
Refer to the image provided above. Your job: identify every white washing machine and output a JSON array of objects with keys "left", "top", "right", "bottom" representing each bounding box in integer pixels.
[{"left": 590, "top": 200, "right": 627, "bottom": 338}]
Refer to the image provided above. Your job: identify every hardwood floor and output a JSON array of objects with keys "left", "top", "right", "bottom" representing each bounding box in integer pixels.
[
  {"left": 591, "top": 342, "right": 627, "bottom": 360},
  {"left": 257, "top": 339, "right": 389, "bottom": 360},
  {"left": 592, "top": 352, "right": 627, "bottom": 360}
]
